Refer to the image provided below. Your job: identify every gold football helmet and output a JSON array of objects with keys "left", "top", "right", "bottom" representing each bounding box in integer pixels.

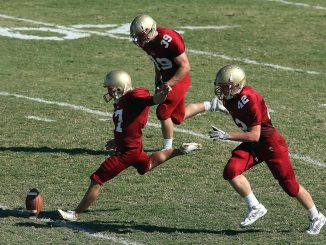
[
  {"left": 130, "top": 14, "right": 157, "bottom": 47},
  {"left": 214, "top": 64, "right": 246, "bottom": 100},
  {"left": 103, "top": 70, "right": 132, "bottom": 102}
]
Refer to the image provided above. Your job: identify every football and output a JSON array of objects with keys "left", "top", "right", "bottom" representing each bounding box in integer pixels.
[{"left": 25, "top": 188, "right": 43, "bottom": 216}]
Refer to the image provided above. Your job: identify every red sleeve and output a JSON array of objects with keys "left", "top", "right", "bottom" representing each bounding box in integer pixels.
[
  {"left": 167, "top": 29, "right": 185, "bottom": 57},
  {"left": 129, "top": 87, "right": 154, "bottom": 108},
  {"left": 244, "top": 94, "right": 263, "bottom": 127}
]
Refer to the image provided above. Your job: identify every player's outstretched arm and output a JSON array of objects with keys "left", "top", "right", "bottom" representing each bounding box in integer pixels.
[
  {"left": 153, "top": 84, "right": 172, "bottom": 104},
  {"left": 209, "top": 125, "right": 261, "bottom": 142},
  {"left": 166, "top": 52, "right": 190, "bottom": 87}
]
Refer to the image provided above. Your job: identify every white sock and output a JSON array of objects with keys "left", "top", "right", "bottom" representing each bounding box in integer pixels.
[
  {"left": 163, "top": 138, "right": 173, "bottom": 149},
  {"left": 243, "top": 192, "right": 260, "bottom": 209},
  {"left": 308, "top": 205, "right": 319, "bottom": 220},
  {"left": 204, "top": 101, "right": 211, "bottom": 111}
]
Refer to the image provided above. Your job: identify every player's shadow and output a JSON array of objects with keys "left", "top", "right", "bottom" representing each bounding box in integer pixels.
[
  {"left": 0, "top": 146, "right": 159, "bottom": 155},
  {"left": 76, "top": 220, "right": 268, "bottom": 236},
  {"left": 0, "top": 146, "right": 109, "bottom": 156},
  {"left": 0, "top": 207, "right": 60, "bottom": 220},
  {"left": 3, "top": 207, "right": 291, "bottom": 235},
  {"left": 36, "top": 209, "right": 121, "bottom": 220},
  {"left": 14, "top": 217, "right": 267, "bottom": 236},
  {"left": 0, "top": 207, "right": 26, "bottom": 218},
  {"left": 0, "top": 208, "right": 121, "bottom": 220},
  {"left": 15, "top": 218, "right": 292, "bottom": 236}
]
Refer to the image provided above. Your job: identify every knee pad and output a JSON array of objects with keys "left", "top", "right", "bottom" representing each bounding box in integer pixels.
[{"left": 279, "top": 177, "right": 299, "bottom": 197}]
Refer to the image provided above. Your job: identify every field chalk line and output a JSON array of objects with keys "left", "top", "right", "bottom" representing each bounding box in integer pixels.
[
  {"left": 186, "top": 49, "right": 321, "bottom": 75},
  {"left": 0, "top": 205, "right": 145, "bottom": 245},
  {"left": 266, "top": 0, "right": 326, "bottom": 10},
  {"left": 0, "top": 3, "right": 325, "bottom": 241},
  {"left": 0, "top": 13, "right": 323, "bottom": 75},
  {"left": 26, "top": 115, "right": 56, "bottom": 122},
  {"left": 1, "top": 91, "right": 325, "bottom": 168}
]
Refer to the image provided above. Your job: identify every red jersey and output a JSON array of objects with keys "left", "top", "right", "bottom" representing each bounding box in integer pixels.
[
  {"left": 224, "top": 85, "right": 275, "bottom": 142},
  {"left": 113, "top": 87, "right": 154, "bottom": 152},
  {"left": 142, "top": 26, "right": 187, "bottom": 82},
  {"left": 222, "top": 85, "right": 299, "bottom": 197}
]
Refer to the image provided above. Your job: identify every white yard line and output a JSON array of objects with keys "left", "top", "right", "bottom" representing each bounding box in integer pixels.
[
  {"left": 0, "top": 13, "right": 130, "bottom": 40},
  {"left": 180, "top": 25, "right": 240, "bottom": 30},
  {"left": 26, "top": 115, "right": 56, "bottom": 122},
  {"left": 1, "top": 91, "right": 325, "bottom": 168},
  {"left": 266, "top": 0, "right": 326, "bottom": 10},
  {"left": 0, "top": 8, "right": 324, "bottom": 244},
  {"left": 0, "top": 205, "right": 145, "bottom": 245},
  {"left": 0, "top": 14, "right": 323, "bottom": 75},
  {"left": 187, "top": 49, "right": 321, "bottom": 75},
  {"left": 290, "top": 154, "right": 326, "bottom": 168},
  {"left": 0, "top": 91, "right": 111, "bottom": 117}
]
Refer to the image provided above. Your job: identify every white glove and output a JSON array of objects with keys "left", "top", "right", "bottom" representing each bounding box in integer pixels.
[
  {"left": 210, "top": 96, "right": 229, "bottom": 114},
  {"left": 209, "top": 126, "right": 229, "bottom": 140}
]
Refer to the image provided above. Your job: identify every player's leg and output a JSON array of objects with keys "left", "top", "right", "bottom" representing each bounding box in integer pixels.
[
  {"left": 228, "top": 174, "right": 267, "bottom": 227},
  {"left": 156, "top": 79, "right": 189, "bottom": 150},
  {"left": 267, "top": 151, "right": 325, "bottom": 235},
  {"left": 296, "top": 185, "right": 326, "bottom": 235},
  {"left": 68, "top": 180, "right": 101, "bottom": 219},
  {"left": 160, "top": 118, "right": 174, "bottom": 150},
  {"left": 58, "top": 155, "right": 128, "bottom": 221},
  {"left": 296, "top": 185, "right": 314, "bottom": 210},
  {"left": 184, "top": 97, "right": 229, "bottom": 120},
  {"left": 149, "top": 142, "right": 202, "bottom": 171},
  {"left": 156, "top": 102, "right": 176, "bottom": 150},
  {"left": 229, "top": 174, "right": 252, "bottom": 197},
  {"left": 58, "top": 180, "right": 101, "bottom": 221},
  {"left": 224, "top": 143, "right": 267, "bottom": 227},
  {"left": 184, "top": 102, "right": 206, "bottom": 119},
  {"left": 149, "top": 147, "right": 178, "bottom": 170}
]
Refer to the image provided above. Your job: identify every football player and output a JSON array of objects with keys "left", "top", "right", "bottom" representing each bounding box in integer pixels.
[
  {"left": 209, "top": 64, "right": 325, "bottom": 235},
  {"left": 130, "top": 14, "right": 226, "bottom": 150},
  {"left": 58, "top": 70, "right": 202, "bottom": 221}
]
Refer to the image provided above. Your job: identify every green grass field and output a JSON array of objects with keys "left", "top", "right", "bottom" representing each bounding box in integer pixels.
[{"left": 0, "top": 0, "right": 325, "bottom": 244}]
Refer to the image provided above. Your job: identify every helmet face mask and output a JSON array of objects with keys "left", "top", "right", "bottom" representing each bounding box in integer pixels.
[
  {"left": 214, "top": 82, "right": 233, "bottom": 100},
  {"left": 130, "top": 15, "right": 157, "bottom": 47},
  {"left": 131, "top": 30, "right": 152, "bottom": 47},
  {"left": 103, "top": 86, "right": 121, "bottom": 102},
  {"left": 214, "top": 65, "right": 246, "bottom": 100},
  {"left": 103, "top": 70, "right": 132, "bottom": 102}
]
